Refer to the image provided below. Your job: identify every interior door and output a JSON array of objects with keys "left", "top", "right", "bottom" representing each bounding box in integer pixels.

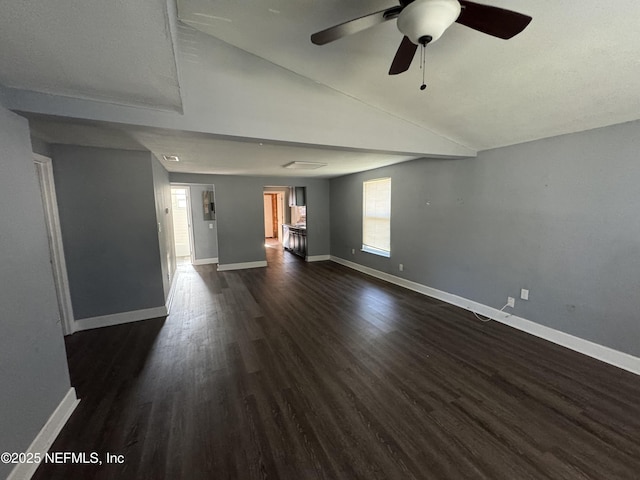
[{"left": 264, "top": 194, "right": 274, "bottom": 238}]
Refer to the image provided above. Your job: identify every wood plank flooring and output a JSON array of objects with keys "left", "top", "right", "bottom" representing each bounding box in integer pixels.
[{"left": 34, "top": 245, "right": 640, "bottom": 479}]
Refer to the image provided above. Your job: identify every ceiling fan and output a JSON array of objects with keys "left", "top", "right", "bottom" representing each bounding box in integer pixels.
[{"left": 311, "top": 0, "right": 532, "bottom": 77}]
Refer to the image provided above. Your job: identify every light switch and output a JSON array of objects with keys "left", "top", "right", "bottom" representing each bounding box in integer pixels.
[
  {"left": 521, "top": 289, "right": 529, "bottom": 300},
  {"left": 208, "top": 223, "right": 214, "bottom": 229}
]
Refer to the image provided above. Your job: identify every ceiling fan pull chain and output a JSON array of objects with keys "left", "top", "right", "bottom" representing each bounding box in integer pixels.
[{"left": 420, "top": 44, "right": 427, "bottom": 90}]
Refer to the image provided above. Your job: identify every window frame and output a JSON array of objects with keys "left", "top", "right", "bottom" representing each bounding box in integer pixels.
[{"left": 362, "top": 177, "right": 391, "bottom": 258}]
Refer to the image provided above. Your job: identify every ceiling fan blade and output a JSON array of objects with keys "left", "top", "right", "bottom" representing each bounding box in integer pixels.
[
  {"left": 389, "top": 36, "right": 418, "bottom": 75},
  {"left": 457, "top": 0, "right": 532, "bottom": 39},
  {"left": 311, "top": 6, "right": 403, "bottom": 45}
]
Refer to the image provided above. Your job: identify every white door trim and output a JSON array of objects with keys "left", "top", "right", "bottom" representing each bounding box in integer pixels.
[
  {"left": 184, "top": 186, "right": 196, "bottom": 264},
  {"left": 276, "top": 192, "right": 284, "bottom": 240},
  {"left": 170, "top": 185, "right": 195, "bottom": 262},
  {"left": 34, "top": 153, "right": 75, "bottom": 336}
]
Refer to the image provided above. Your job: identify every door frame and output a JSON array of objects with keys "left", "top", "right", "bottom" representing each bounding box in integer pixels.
[
  {"left": 34, "top": 153, "right": 75, "bottom": 336},
  {"left": 185, "top": 187, "right": 196, "bottom": 264},
  {"left": 263, "top": 189, "right": 287, "bottom": 243},
  {"left": 170, "top": 185, "right": 196, "bottom": 264},
  {"left": 276, "top": 192, "right": 284, "bottom": 240},
  {"left": 263, "top": 193, "right": 279, "bottom": 239}
]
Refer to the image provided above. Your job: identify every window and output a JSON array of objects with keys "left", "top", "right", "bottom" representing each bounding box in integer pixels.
[{"left": 362, "top": 177, "right": 391, "bottom": 257}]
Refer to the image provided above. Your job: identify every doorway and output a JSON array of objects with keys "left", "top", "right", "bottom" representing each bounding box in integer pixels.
[
  {"left": 171, "top": 187, "right": 193, "bottom": 263},
  {"left": 263, "top": 190, "right": 285, "bottom": 249},
  {"left": 34, "top": 154, "right": 75, "bottom": 336}
]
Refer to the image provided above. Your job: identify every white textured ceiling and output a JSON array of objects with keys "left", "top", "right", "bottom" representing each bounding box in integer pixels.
[
  {"left": 4, "top": 0, "right": 640, "bottom": 177},
  {"left": 27, "top": 116, "right": 418, "bottom": 177},
  {"left": 0, "top": 0, "right": 182, "bottom": 111},
  {"left": 178, "top": 0, "right": 640, "bottom": 150}
]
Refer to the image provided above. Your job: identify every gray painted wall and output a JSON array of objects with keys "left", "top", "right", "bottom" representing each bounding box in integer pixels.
[
  {"left": 170, "top": 174, "right": 331, "bottom": 265},
  {"left": 330, "top": 120, "right": 640, "bottom": 357},
  {"left": 152, "top": 157, "right": 176, "bottom": 299},
  {"left": 188, "top": 184, "right": 219, "bottom": 261},
  {"left": 0, "top": 106, "right": 71, "bottom": 478},
  {"left": 52, "top": 145, "right": 166, "bottom": 319}
]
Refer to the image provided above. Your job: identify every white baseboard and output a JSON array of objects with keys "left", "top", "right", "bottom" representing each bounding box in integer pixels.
[
  {"left": 330, "top": 256, "right": 640, "bottom": 376},
  {"left": 7, "top": 388, "right": 79, "bottom": 480},
  {"left": 306, "top": 255, "right": 331, "bottom": 262},
  {"left": 73, "top": 306, "right": 168, "bottom": 332},
  {"left": 191, "top": 257, "right": 218, "bottom": 266},
  {"left": 217, "top": 260, "right": 267, "bottom": 271}
]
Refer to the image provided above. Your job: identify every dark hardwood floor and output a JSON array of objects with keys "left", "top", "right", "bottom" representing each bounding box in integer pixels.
[{"left": 35, "top": 245, "right": 640, "bottom": 479}]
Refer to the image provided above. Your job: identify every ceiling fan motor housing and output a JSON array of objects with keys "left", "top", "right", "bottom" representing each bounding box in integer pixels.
[{"left": 397, "top": 0, "right": 462, "bottom": 45}]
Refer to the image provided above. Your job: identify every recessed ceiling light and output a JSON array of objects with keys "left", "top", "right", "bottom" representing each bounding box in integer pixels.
[
  {"left": 283, "top": 161, "right": 327, "bottom": 170},
  {"left": 162, "top": 155, "right": 180, "bottom": 162}
]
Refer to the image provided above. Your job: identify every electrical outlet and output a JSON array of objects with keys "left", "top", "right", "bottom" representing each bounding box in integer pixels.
[
  {"left": 351, "top": 248, "right": 355, "bottom": 255},
  {"left": 399, "top": 264, "right": 404, "bottom": 272},
  {"left": 507, "top": 297, "right": 515, "bottom": 308},
  {"left": 521, "top": 289, "right": 529, "bottom": 300}
]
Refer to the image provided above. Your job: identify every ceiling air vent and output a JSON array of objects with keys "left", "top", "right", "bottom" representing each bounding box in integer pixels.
[
  {"left": 283, "top": 161, "right": 327, "bottom": 170},
  {"left": 162, "top": 154, "right": 180, "bottom": 162}
]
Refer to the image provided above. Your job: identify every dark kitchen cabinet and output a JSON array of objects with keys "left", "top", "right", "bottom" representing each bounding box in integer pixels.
[{"left": 284, "top": 225, "right": 307, "bottom": 258}]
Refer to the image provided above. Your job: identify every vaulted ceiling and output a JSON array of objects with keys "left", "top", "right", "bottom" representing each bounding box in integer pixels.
[{"left": 2, "top": 0, "right": 639, "bottom": 177}]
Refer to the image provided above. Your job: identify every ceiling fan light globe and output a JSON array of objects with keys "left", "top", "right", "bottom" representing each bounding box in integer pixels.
[{"left": 397, "top": 0, "right": 461, "bottom": 45}]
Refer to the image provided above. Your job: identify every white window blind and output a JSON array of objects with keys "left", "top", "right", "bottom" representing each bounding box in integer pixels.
[{"left": 362, "top": 178, "right": 391, "bottom": 257}]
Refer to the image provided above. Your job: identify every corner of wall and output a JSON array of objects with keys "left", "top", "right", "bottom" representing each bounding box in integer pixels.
[
  {"left": 31, "top": 136, "right": 52, "bottom": 157},
  {"left": 151, "top": 155, "right": 176, "bottom": 302}
]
